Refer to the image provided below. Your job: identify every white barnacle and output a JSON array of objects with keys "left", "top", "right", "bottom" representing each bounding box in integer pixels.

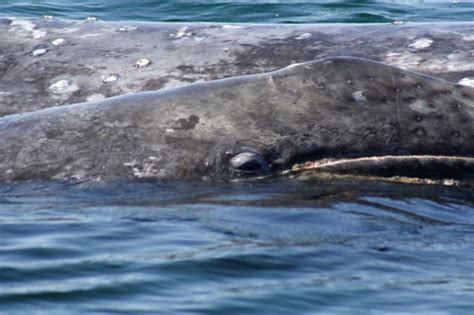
[
  {"left": 30, "top": 48, "right": 48, "bottom": 57},
  {"left": 101, "top": 74, "right": 119, "bottom": 84},
  {"left": 10, "top": 19, "right": 36, "bottom": 32},
  {"left": 295, "top": 32, "right": 311, "bottom": 40},
  {"left": 134, "top": 58, "right": 152, "bottom": 68},
  {"left": 352, "top": 91, "right": 367, "bottom": 105},
  {"left": 458, "top": 77, "right": 474, "bottom": 88},
  {"left": 175, "top": 26, "right": 192, "bottom": 38},
  {"left": 86, "top": 94, "right": 106, "bottom": 102},
  {"left": 48, "top": 79, "right": 79, "bottom": 95},
  {"left": 462, "top": 35, "right": 474, "bottom": 41},
  {"left": 409, "top": 38, "right": 433, "bottom": 50},
  {"left": 124, "top": 161, "right": 136, "bottom": 167},
  {"left": 409, "top": 99, "right": 437, "bottom": 114},
  {"left": 51, "top": 38, "right": 65, "bottom": 46},
  {"left": 10, "top": 20, "right": 46, "bottom": 38}
]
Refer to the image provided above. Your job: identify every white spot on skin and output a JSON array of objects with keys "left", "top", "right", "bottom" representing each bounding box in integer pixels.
[
  {"left": 295, "top": 32, "right": 311, "bottom": 40},
  {"left": 175, "top": 26, "right": 192, "bottom": 38},
  {"left": 86, "top": 93, "right": 105, "bottom": 102},
  {"left": 48, "top": 80, "right": 79, "bottom": 95},
  {"left": 409, "top": 38, "right": 433, "bottom": 49},
  {"left": 10, "top": 19, "right": 46, "bottom": 39},
  {"left": 32, "top": 30, "right": 47, "bottom": 39},
  {"left": 134, "top": 58, "right": 151, "bottom": 68},
  {"left": 10, "top": 20, "right": 36, "bottom": 32},
  {"left": 409, "top": 99, "right": 436, "bottom": 114},
  {"left": 59, "top": 28, "right": 80, "bottom": 34},
  {"left": 101, "top": 74, "right": 119, "bottom": 84},
  {"left": 31, "top": 48, "right": 48, "bottom": 57},
  {"left": 462, "top": 35, "right": 474, "bottom": 41},
  {"left": 352, "top": 91, "right": 367, "bottom": 105},
  {"left": 124, "top": 161, "right": 159, "bottom": 178},
  {"left": 51, "top": 38, "right": 65, "bottom": 46},
  {"left": 78, "top": 33, "right": 104, "bottom": 38},
  {"left": 458, "top": 77, "right": 474, "bottom": 88},
  {"left": 222, "top": 25, "right": 243, "bottom": 29},
  {"left": 385, "top": 51, "right": 423, "bottom": 68}
]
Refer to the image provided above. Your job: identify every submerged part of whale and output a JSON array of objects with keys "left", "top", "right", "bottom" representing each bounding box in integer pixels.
[{"left": 0, "top": 57, "right": 473, "bottom": 182}]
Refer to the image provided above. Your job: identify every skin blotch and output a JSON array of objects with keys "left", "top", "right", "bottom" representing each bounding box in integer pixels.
[{"left": 174, "top": 114, "right": 200, "bottom": 130}]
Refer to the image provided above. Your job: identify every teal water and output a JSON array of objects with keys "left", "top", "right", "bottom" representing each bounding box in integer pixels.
[{"left": 0, "top": 0, "right": 474, "bottom": 23}]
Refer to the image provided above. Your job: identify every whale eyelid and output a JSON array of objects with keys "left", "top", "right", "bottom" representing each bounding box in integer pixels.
[{"left": 229, "top": 151, "right": 268, "bottom": 173}]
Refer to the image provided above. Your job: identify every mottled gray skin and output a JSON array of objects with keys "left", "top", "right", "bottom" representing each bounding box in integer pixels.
[
  {"left": 1, "top": 18, "right": 474, "bottom": 116},
  {"left": 0, "top": 57, "right": 473, "bottom": 182}
]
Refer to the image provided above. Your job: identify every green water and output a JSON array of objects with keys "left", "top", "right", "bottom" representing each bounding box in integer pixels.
[{"left": 0, "top": 0, "right": 474, "bottom": 23}]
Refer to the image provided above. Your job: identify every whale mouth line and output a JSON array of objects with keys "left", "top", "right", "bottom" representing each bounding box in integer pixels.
[{"left": 285, "top": 154, "right": 474, "bottom": 181}]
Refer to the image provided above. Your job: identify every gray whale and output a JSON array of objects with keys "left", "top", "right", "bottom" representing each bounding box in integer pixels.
[
  {"left": 0, "top": 57, "right": 473, "bottom": 182},
  {"left": 2, "top": 19, "right": 474, "bottom": 116}
]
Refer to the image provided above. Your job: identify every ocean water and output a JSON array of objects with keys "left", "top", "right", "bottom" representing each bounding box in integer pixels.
[
  {"left": 1, "top": 179, "right": 473, "bottom": 314},
  {"left": 0, "top": 0, "right": 474, "bottom": 23},
  {"left": 1, "top": 1, "right": 474, "bottom": 314}
]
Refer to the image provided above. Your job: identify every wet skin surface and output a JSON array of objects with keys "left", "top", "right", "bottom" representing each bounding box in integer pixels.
[
  {"left": 1, "top": 19, "right": 474, "bottom": 116},
  {"left": 0, "top": 57, "right": 473, "bottom": 182}
]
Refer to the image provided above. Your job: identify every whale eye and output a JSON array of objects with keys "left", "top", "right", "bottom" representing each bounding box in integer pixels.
[{"left": 229, "top": 152, "right": 268, "bottom": 173}]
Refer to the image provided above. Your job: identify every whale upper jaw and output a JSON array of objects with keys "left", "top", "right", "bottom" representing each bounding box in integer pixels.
[{"left": 279, "top": 154, "right": 474, "bottom": 185}]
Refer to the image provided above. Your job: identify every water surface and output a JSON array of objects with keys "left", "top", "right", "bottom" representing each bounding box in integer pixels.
[
  {"left": 1, "top": 179, "right": 473, "bottom": 314},
  {"left": 1, "top": 0, "right": 474, "bottom": 23}
]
